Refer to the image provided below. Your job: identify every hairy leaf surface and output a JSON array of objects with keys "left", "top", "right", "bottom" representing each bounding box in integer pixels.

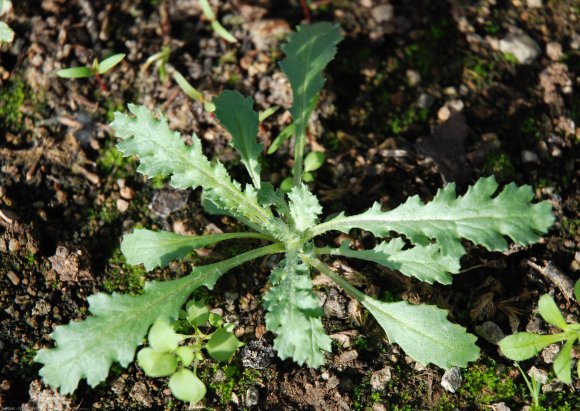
[
  {"left": 264, "top": 258, "right": 332, "bottom": 367},
  {"left": 111, "top": 104, "right": 272, "bottom": 228},
  {"left": 312, "top": 177, "right": 554, "bottom": 257},
  {"left": 213, "top": 90, "right": 262, "bottom": 188},
  {"left": 321, "top": 239, "right": 460, "bottom": 284},
  {"left": 35, "top": 244, "right": 283, "bottom": 394},
  {"left": 121, "top": 228, "right": 271, "bottom": 271},
  {"left": 279, "top": 22, "right": 342, "bottom": 183},
  {"left": 288, "top": 183, "right": 322, "bottom": 232}
]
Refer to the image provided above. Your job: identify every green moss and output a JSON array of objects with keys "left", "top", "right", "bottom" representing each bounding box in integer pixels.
[
  {"left": 459, "top": 359, "right": 521, "bottom": 405},
  {"left": 502, "top": 52, "right": 519, "bottom": 65},
  {"left": 102, "top": 249, "right": 145, "bottom": 294},
  {"left": 561, "top": 218, "right": 580, "bottom": 237},
  {"left": 20, "top": 346, "right": 37, "bottom": 367},
  {"left": 0, "top": 77, "right": 27, "bottom": 132},
  {"left": 483, "top": 151, "right": 516, "bottom": 181},
  {"left": 97, "top": 142, "right": 137, "bottom": 179}
]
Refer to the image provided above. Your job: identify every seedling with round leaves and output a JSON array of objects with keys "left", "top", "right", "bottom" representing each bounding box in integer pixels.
[
  {"left": 500, "top": 279, "right": 580, "bottom": 385},
  {"left": 136, "top": 299, "right": 242, "bottom": 403},
  {"left": 35, "top": 22, "right": 554, "bottom": 405}
]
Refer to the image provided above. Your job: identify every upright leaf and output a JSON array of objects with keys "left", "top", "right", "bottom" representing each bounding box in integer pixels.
[
  {"left": 311, "top": 177, "right": 554, "bottom": 258},
  {"left": 121, "top": 229, "right": 272, "bottom": 271},
  {"left": 288, "top": 183, "right": 322, "bottom": 232},
  {"left": 264, "top": 257, "right": 332, "bottom": 367},
  {"left": 279, "top": 22, "right": 342, "bottom": 184},
  {"left": 35, "top": 244, "right": 283, "bottom": 394},
  {"left": 111, "top": 104, "right": 273, "bottom": 229},
  {"left": 554, "top": 338, "right": 575, "bottom": 384},
  {"left": 213, "top": 90, "right": 262, "bottom": 188},
  {"left": 320, "top": 239, "right": 460, "bottom": 285}
]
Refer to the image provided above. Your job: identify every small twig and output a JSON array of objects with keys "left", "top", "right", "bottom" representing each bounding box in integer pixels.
[
  {"left": 300, "top": 0, "right": 311, "bottom": 22},
  {"left": 526, "top": 260, "right": 574, "bottom": 301}
]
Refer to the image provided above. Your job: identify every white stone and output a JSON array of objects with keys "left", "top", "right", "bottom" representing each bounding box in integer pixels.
[
  {"left": 438, "top": 106, "right": 451, "bottom": 121},
  {"left": 499, "top": 31, "right": 541, "bottom": 64},
  {"left": 546, "top": 42, "right": 563, "bottom": 61},
  {"left": 406, "top": 70, "right": 421, "bottom": 87},
  {"left": 371, "top": 4, "right": 394, "bottom": 22},
  {"left": 521, "top": 150, "right": 539, "bottom": 163},
  {"left": 441, "top": 367, "right": 462, "bottom": 393},
  {"left": 526, "top": 0, "right": 542, "bottom": 7}
]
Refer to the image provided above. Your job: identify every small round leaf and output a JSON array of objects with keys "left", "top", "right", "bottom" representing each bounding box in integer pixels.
[
  {"left": 280, "top": 177, "right": 293, "bottom": 192},
  {"left": 304, "top": 151, "right": 325, "bottom": 173},
  {"left": 176, "top": 346, "right": 195, "bottom": 367},
  {"left": 137, "top": 347, "right": 178, "bottom": 377},
  {"left": 205, "top": 328, "right": 243, "bottom": 362},
  {"left": 208, "top": 312, "right": 223, "bottom": 328},
  {"left": 169, "top": 369, "right": 207, "bottom": 403},
  {"left": 149, "top": 318, "right": 181, "bottom": 352},
  {"left": 186, "top": 300, "right": 210, "bottom": 327}
]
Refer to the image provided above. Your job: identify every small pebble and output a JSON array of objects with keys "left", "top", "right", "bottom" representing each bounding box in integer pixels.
[
  {"left": 521, "top": 150, "right": 539, "bottom": 163},
  {"left": 8, "top": 238, "right": 21, "bottom": 253},
  {"left": 475, "top": 321, "right": 505, "bottom": 344},
  {"left": 417, "top": 93, "right": 435, "bottom": 109},
  {"left": 526, "top": 0, "right": 542, "bottom": 7},
  {"left": 546, "top": 42, "right": 563, "bottom": 61},
  {"left": 491, "top": 402, "right": 511, "bottom": 411},
  {"left": 499, "top": 31, "right": 541, "bottom": 64},
  {"left": 370, "top": 367, "right": 392, "bottom": 391},
  {"left": 244, "top": 387, "right": 260, "bottom": 407},
  {"left": 447, "top": 99, "right": 465, "bottom": 112},
  {"left": 116, "top": 199, "right": 129, "bottom": 213},
  {"left": 1, "top": 380, "right": 10, "bottom": 390},
  {"left": 371, "top": 4, "right": 394, "bottom": 22},
  {"left": 438, "top": 106, "right": 451, "bottom": 121},
  {"left": 7, "top": 271, "right": 20, "bottom": 285},
  {"left": 541, "top": 344, "right": 560, "bottom": 363},
  {"left": 120, "top": 186, "right": 135, "bottom": 200},
  {"left": 441, "top": 367, "right": 462, "bottom": 393},
  {"left": 406, "top": 70, "right": 421, "bottom": 87}
]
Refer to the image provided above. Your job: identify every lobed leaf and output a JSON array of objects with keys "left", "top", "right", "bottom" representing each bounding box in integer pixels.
[
  {"left": 264, "top": 257, "right": 332, "bottom": 367},
  {"left": 311, "top": 176, "right": 554, "bottom": 258},
  {"left": 288, "top": 183, "right": 322, "bottom": 232},
  {"left": 35, "top": 244, "right": 283, "bottom": 394},
  {"left": 121, "top": 228, "right": 271, "bottom": 271},
  {"left": 279, "top": 22, "right": 342, "bottom": 183},
  {"left": 111, "top": 104, "right": 273, "bottom": 229},
  {"left": 213, "top": 90, "right": 262, "bottom": 188},
  {"left": 320, "top": 239, "right": 460, "bottom": 285}
]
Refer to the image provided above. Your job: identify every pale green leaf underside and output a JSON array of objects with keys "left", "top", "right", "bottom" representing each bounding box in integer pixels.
[
  {"left": 111, "top": 104, "right": 272, "bottom": 228},
  {"left": 321, "top": 239, "right": 460, "bottom": 285},
  {"left": 312, "top": 176, "right": 554, "bottom": 258},
  {"left": 288, "top": 183, "right": 322, "bottom": 232},
  {"left": 264, "top": 258, "right": 332, "bottom": 367},
  {"left": 213, "top": 90, "right": 262, "bottom": 188},
  {"left": 35, "top": 244, "right": 283, "bottom": 394},
  {"left": 121, "top": 228, "right": 271, "bottom": 271},
  {"left": 364, "top": 298, "right": 480, "bottom": 369}
]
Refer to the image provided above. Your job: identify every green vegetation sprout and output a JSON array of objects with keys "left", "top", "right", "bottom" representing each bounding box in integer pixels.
[{"left": 35, "top": 22, "right": 555, "bottom": 404}]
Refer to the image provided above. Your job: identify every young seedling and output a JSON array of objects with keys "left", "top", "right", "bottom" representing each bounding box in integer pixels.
[
  {"left": 137, "top": 299, "right": 242, "bottom": 403},
  {"left": 36, "top": 22, "right": 554, "bottom": 404},
  {"left": 199, "top": 0, "right": 237, "bottom": 43},
  {"left": 56, "top": 53, "right": 126, "bottom": 92},
  {"left": 500, "top": 279, "right": 580, "bottom": 384}
]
